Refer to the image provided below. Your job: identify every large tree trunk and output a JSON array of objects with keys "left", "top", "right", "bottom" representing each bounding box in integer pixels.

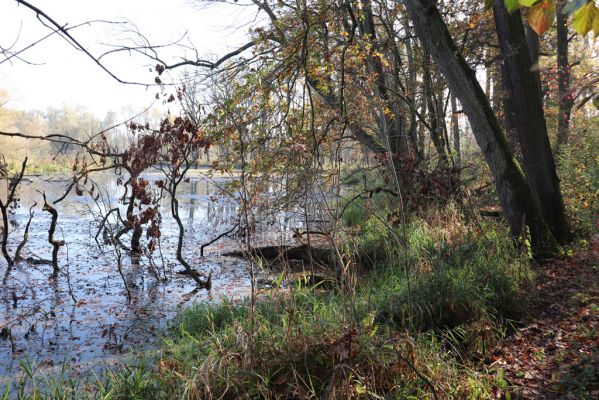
[
  {"left": 526, "top": 26, "right": 542, "bottom": 98},
  {"left": 500, "top": 65, "right": 520, "bottom": 156},
  {"left": 401, "top": 0, "right": 555, "bottom": 257},
  {"left": 493, "top": 2, "right": 571, "bottom": 245},
  {"left": 557, "top": 0, "right": 573, "bottom": 147}
]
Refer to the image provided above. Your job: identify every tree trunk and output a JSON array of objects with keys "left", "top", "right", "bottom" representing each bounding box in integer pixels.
[
  {"left": 405, "top": 30, "right": 423, "bottom": 160},
  {"left": 450, "top": 94, "right": 460, "bottom": 163},
  {"left": 357, "top": 0, "right": 407, "bottom": 155},
  {"left": 423, "top": 50, "right": 448, "bottom": 164},
  {"left": 492, "top": 62, "right": 502, "bottom": 111},
  {"left": 557, "top": 0, "right": 573, "bottom": 147},
  {"left": 502, "top": 64, "right": 521, "bottom": 157},
  {"left": 401, "top": 0, "right": 556, "bottom": 257},
  {"left": 493, "top": 2, "right": 571, "bottom": 245},
  {"left": 526, "top": 26, "right": 542, "bottom": 99}
]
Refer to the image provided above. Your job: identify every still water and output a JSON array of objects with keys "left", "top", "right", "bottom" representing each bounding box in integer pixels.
[{"left": 0, "top": 171, "right": 302, "bottom": 382}]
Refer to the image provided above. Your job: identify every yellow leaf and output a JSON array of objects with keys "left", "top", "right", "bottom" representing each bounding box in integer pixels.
[{"left": 572, "top": 1, "right": 598, "bottom": 36}]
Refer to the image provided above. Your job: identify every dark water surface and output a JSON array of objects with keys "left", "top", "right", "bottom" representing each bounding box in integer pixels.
[{"left": 0, "top": 172, "right": 301, "bottom": 384}]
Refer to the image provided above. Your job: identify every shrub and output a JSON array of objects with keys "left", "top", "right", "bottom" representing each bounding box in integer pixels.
[{"left": 557, "top": 124, "right": 599, "bottom": 237}]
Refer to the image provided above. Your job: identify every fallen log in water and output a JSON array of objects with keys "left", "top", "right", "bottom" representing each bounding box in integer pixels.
[{"left": 223, "top": 243, "right": 334, "bottom": 266}]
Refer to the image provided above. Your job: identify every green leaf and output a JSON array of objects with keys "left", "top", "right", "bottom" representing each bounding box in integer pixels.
[
  {"left": 519, "top": 0, "right": 540, "bottom": 7},
  {"left": 504, "top": 0, "right": 521, "bottom": 12},
  {"left": 496, "top": 0, "right": 538, "bottom": 13},
  {"left": 572, "top": 1, "right": 598, "bottom": 35}
]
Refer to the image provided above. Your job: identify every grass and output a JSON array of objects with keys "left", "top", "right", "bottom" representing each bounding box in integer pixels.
[{"left": 3, "top": 201, "right": 534, "bottom": 399}]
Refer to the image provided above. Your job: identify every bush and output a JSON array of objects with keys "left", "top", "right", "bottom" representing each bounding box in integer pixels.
[{"left": 557, "top": 124, "right": 599, "bottom": 238}]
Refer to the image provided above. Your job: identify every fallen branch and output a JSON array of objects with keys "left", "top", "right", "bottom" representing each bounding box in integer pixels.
[
  {"left": 200, "top": 223, "right": 239, "bottom": 256},
  {"left": 223, "top": 243, "right": 334, "bottom": 266}
]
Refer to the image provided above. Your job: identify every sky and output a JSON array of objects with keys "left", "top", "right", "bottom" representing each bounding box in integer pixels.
[{"left": 0, "top": 0, "right": 255, "bottom": 116}]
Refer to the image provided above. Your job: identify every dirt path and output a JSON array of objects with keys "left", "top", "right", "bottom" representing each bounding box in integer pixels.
[{"left": 488, "top": 251, "right": 598, "bottom": 399}]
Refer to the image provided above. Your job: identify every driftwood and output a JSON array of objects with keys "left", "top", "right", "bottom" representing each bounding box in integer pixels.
[{"left": 223, "top": 243, "right": 334, "bottom": 266}]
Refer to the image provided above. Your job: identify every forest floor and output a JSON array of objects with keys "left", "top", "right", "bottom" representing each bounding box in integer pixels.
[{"left": 488, "top": 250, "right": 598, "bottom": 399}]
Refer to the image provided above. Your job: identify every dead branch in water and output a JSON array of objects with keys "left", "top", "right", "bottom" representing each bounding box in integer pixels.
[
  {"left": 14, "top": 202, "right": 36, "bottom": 262},
  {"left": 200, "top": 223, "right": 239, "bottom": 257},
  {"left": 42, "top": 192, "right": 64, "bottom": 278}
]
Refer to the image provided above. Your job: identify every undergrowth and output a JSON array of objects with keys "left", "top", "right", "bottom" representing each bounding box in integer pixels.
[
  {"left": 4, "top": 201, "right": 535, "bottom": 399},
  {"left": 556, "top": 126, "right": 599, "bottom": 238}
]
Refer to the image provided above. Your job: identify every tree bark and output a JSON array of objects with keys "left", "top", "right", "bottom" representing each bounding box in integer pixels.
[
  {"left": 401, "top": 0, "right": 556, "bottom": 257},
  {"left": 526, "top": 26, "right": 542, "bottom": 99},
  {"left": 493, "top": 2, "right": 571, "bottom": 245},
  {"left": 501, "top": 64, "right": 521, "bottom": 157}
]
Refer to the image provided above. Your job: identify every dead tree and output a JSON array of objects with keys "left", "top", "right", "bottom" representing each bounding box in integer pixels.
[{"left": 0, "top": 158, "right": 28, "bottom": 268}]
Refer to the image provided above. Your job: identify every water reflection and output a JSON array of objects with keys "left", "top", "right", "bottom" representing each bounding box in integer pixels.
[{"left": 0, "top": 171, "right": 305, "bottom": 383}]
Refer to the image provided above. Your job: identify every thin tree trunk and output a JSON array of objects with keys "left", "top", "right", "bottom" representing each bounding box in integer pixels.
[
  {"left": 405, "top": 32, "right": 423, "bottom": 160},
  {"left": 493, "top": 2, "right": 571, "bottom": 245},
  {"left": 557, "top": 0, "right": 573, "bottom": 147},
  {"left": 402, "top": 0, "right": 556, "bottom": 257},
  {"left": 450, "top": 94, "right": 461, "bottom": 163},
  {"left": 357, "top": 0, "right": 407, "bottom": 155},
  {"left": 423, "top": 50, "right": 449, "bottom": 164},
  {"left": 492, "top": 62, "right": 502, "bottom": 112}
]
